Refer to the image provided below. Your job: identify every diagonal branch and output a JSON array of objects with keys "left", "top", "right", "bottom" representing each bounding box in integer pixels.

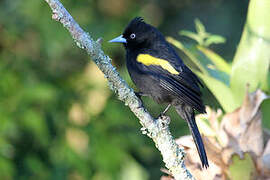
[{"left": 44, "top": 0, "right": 195, "bottom": 179}]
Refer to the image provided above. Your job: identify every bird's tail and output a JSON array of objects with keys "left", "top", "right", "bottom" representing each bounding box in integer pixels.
[{"left": 175, "top": 105, "right": 209, "bottom": 168}]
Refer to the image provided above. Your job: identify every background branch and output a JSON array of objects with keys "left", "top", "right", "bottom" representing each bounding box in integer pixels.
[{"left": 44, "top": 0, "right": 194, "bottom": 179}]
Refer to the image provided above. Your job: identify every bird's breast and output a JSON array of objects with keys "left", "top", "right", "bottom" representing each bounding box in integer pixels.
[{"left": 126, "top": 55, "right": 172, "bottom": 104}]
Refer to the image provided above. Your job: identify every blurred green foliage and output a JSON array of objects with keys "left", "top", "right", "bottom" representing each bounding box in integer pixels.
[
  {"left": 0, "top": 0, "right": 263, "bottom": 179},
  {"left": 180, "top": 19, "right": 226, "bottom": 47}
]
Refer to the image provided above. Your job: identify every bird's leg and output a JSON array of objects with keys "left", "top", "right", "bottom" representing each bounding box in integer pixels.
[
  {"left": 162, "top": 103, "right": 172, "bottom": 115},
  {"left": 158, "top": 103, "right": 172, "bottom": 118}
]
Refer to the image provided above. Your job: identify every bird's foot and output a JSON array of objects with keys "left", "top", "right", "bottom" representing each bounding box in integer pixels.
[
  {"left": 159, "top": 115, "right": 171, "bottom": 129},
  {"left": 157, "top": 104, "right": 172, "bottom": 119},
  {"left": 157, "top": 112, "right": 166, "bottom": 119}
]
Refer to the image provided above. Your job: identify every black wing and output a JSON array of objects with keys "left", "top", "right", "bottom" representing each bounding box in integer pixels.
[{"left": 137, "top": 62, "right": 205, "bottom": 113}]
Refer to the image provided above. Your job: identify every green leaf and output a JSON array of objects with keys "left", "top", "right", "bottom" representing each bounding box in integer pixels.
[
  {"left": 231, "top": 29, "right": 270, "bottom": 107},
  {"left": 179, "top": 30, "right": 202, "bottom": 44},
  {"left": 195, "top": 18, "right": 206, "bottom": 35},
  {"left": 167, "top": 36, "right": 235, "bottom": 111},
  {"left": 231, "top": 0, "right": 270, "bottom": 107},
  {"left": 196, "top": 71, "right": 237, "bottom": 112},
  {"left": 180, "top": 18, "right": 226, "bottom": 47},
  {"left": 167, "top": 37, "right": 208, "bottom": 74},
  {"left": 197, "top": 45, "right": 231, "bottom": 74},
  {"left": 167, "top": 37, "right": 231, "bottom": 85},
  {"left": 206, "top": 68, "right": 230, "bottom": 86},
  {"left": 229, "top": 153, "right": 256, "bottom": 180},
  {"left": 196, "top": 113, "right": 216, "bottom": 137},
  {"left": 204, "top": 35, "right": 226, "bottom": 46},
  {"left": 168, "top": 37, "right": 230, "bottom": 84}
]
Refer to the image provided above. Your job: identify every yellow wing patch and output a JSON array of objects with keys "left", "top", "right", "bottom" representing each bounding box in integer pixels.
[{"left": 137, "top": 54, "right": 179, "bottom": 75}]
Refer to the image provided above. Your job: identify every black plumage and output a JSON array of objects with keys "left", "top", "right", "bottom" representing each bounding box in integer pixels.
[{"left": 109, "top": 17, "right": 209, "bottom": 168}]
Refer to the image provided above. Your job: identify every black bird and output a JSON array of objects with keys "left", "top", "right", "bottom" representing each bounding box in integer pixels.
[{"left": 109, "top": 17, "right": 209, "bottom": 168}]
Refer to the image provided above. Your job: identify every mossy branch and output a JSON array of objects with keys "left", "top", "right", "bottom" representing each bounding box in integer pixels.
[{"left": 44, "top": 0, "right": 195, "bottom": 179}]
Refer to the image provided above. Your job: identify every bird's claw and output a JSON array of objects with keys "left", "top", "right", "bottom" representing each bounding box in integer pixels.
[
  {"left": 157, "top": 113, "right": 165, "bottom": 119},
  {"left": 158, "top": 115, "right": 171, "bottom": 128}
]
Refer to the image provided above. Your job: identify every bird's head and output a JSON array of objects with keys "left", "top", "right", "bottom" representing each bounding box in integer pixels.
[{"left": 109, "top": 17, "right": 162, "bottom": 49}]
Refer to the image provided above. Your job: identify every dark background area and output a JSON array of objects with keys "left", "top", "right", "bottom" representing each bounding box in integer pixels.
[{"left": 0, "top": 0, "right": 250, "bottom": 179}]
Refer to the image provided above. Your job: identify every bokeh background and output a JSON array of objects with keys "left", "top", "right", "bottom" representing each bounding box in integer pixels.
[{"left": 1, "top": 0, "right": 267, "bottom": 179}]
